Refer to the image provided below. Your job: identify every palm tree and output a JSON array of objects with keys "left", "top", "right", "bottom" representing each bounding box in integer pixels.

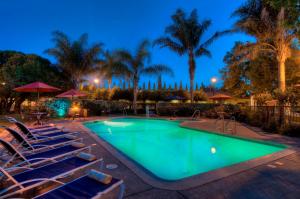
[
  {"left": 45, "top": 31, "right": 103, "bottom": 88},
  {"left": 98, "top": 50, "right": 125, "bottom": 89},
  {"left": 115, "top": 40, "right": 173, "bottom": 114},
  {"left": 232, "top": 0, "right": 300, "bottom": 92},
  {"left": 154, "top": 9, "right": 226, "bottom": 102}
]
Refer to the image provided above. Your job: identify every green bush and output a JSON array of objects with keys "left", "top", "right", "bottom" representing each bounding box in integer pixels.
[
  {"left": 279, "top": 124, "right": 300, "bottom": 137},
  {"left": 157, "top": 103, "right": 218, "bottom": 116},
  {"left": 262, "top": 117, "right": 278, "bottom": 133}
]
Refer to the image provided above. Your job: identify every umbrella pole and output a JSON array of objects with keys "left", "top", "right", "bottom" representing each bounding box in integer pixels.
[
  {"left": 72, "top": 95, "right": 74, "bottom": 120},
  {"left": 37, "top": 91, "right": 40, "bottom": 112}
]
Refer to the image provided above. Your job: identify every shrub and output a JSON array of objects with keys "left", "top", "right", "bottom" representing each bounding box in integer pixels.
[
  {"left": 157, "top": 103, "right": 219, "bottom": 116},
  {"left": 81, "top": 100, "right": 131, "bottom": 116},
  {"left": 279, "top": 124, "right": 300, "bottom": 137}
]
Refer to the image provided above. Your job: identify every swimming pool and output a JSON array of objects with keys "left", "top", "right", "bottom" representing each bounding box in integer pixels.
[{"left": 84, "top": 118, "right": 286, "bottom": 181}]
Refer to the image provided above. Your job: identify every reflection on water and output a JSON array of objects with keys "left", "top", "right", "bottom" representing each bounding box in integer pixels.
[{"left": 103, "top": 120, "right": 132, "bottom": 127}]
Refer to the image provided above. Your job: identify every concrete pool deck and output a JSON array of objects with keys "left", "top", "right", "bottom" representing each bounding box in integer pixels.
[{"left": 3, "top": 116, "right": 300, "bottom": 198}]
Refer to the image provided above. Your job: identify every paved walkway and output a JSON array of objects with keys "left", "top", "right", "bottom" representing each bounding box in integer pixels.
[{"left": 2, "top": 117, "right": 299, "bottom": 199}]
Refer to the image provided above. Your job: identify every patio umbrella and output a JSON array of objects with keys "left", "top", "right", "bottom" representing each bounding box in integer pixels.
[
  {"left": 14, "top": 81, "right": 61, "bottom": 99},
  {"left": 14, "top": 81, "right": 61, "bottom": 110},
  {"left": 56, "top": 89, "right": 86, "bottom": 99},
  {"left": 209, "top": 94, "right": 232, "bottom": 103}
]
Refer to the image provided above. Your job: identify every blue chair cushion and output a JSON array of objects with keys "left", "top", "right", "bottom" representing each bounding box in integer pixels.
[
  {"left": 13, "top": 157, "right": 93, "bottom": 187},
  {"left": 25, "top": 145, "right": 81, "bottom": 163},
  {"left": 36, "top": 131, "right": 72, "bottom": 139},
  {"left": 32, "top": 127, "right": 59, "bottom": 133},
  {"left": 31, "top": 137, "right": 74, "bottom": 149},
  {"left": 35, "top": 176, "right": 120, "bottom": 199}
]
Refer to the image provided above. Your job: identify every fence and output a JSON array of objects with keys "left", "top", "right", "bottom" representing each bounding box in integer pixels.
[{"left": 242, "top": 106, "right": 300, "bottom": 126}]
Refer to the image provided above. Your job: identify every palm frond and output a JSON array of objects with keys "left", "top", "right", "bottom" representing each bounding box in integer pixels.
[
  {"left": 201, "top": 30, "right": 232, "bottom": 48},
  {"left": 135, "top": 39, "right": 151, "bottom": 65},
  {"left": 141, "top": 64, "right": 174, "bottom": 76},
  {"left": 153, "top": 37, "right": 185, "bottom": 55},
  {"left": 195, "top": 47, "right": 212, "bottom": 58}
]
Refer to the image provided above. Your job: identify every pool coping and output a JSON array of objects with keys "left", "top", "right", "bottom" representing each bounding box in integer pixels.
[{"left": 81, "top": 117, "right": 296, "bottom": 190}]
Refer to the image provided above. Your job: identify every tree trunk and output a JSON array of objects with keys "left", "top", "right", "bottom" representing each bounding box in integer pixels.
[
  {"left": 278, "top": 58, "right": 286, "bottom": 93},
  {"left": 188, "top": 52, "right": 196, "bottom": 103},
  {"left": 277, "top": 56, "right": 286, "bottom": 126},
  {"left": 133, "top": 78, "right": 138, "bottom": 115}
]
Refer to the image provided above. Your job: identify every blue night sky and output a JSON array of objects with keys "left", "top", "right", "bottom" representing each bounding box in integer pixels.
[{"left": 0, "top": 0, "right": 252, "bottom": 88}]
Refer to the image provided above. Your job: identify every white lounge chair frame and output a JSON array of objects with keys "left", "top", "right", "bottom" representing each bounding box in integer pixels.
[{"left": 0, "top": 157, "right": 103, "bottom": 198}]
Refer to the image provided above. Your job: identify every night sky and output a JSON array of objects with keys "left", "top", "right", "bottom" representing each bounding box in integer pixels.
[{"left": 0, "top": 0, "right": 253, "bottom": 88}]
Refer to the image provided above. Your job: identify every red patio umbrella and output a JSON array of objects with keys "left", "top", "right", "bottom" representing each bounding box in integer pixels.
[
  {"left": 14, "top": 81, "right": 61, "bottom": 110},
  {"left": 209, "top": 93, "right": 232, "bottom": 101},
  {"left": 14, "top": 81, "right": 61, "bottom": 94},
  {"left": 56, "top": 89, "right": 86, "bottom": 98}
]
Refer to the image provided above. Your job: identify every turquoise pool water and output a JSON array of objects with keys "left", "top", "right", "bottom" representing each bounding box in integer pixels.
[{"left": 84, "top": 118, "right": 285, "bottom": 180}]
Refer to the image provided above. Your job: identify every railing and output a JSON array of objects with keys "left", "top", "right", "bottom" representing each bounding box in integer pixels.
[
  {"left": 122, "top": 108, "right": 128, "bottom": 116},
  {"left": 191, "top": 110, "right": 201, "bottom": 120},
  {"left": 245, "top": 105, "right": 300, "bottom": 125},
  {"left": 215, "top": 114, "right": 225, "bottom": 133},
  {"left": 215, "top": 114, "right": 236, "bottom": 135},
  {"left": 225, "top": 116, "right": 237, "bottom": 135}
]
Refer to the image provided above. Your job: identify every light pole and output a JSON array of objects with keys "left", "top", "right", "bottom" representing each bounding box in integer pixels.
[
  {"left": 210, "top": 77, "right": 217, "bottom": 95},
  {"left": 93, "top": 78, "right": 100, "bottom": 100}
]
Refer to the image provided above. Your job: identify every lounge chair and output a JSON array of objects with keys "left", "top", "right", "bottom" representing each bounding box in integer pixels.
[
  {"left": 0, "top": 125, "right": 78, "bottom": 142},
  {"left": 34, "top": 170, "right": 125, "bottom": 199},
  {"left": 0, "top": 138, "right": 92, "bottom": 169},
  {"left": 6, "top": 116, "right": 61, "bottom": 134},
  {"left": 0, "top": 153, "right": 103, "bottom": 198},
  {"left": 0, "top": 126, "right": 82, "bottom": 152},
  {"left": 5, "top": 116, "right": 60, "bottom": 132}
]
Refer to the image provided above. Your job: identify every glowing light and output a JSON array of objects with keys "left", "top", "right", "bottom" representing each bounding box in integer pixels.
[
  {"left": 71, "top": 105, "right": 80, "bottom": 111},
  {"left": 94, "top": 78, "right": 99, "bottom": 84},
  {"left": 211, "top": 147, "right": 217, "bottom": 154},
  {"left": 1, "top": 82, "right": 5, "bottom": 86},
  {"left": 211, "top": 77, "right": 217, "bottom": 84},
  {"left": 46, "top": 99, "right": 71, "bottom": 117},
  {"left": 103, "top": 121, "right": 132, "bottom": 127}
]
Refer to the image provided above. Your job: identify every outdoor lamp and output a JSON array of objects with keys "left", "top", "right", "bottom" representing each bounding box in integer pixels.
[
  {"left": 211, "top": 77, "right": 217, "bottom": 84},
  {"left": 94, "top": 78, "right": 99, "bottom": 84}
]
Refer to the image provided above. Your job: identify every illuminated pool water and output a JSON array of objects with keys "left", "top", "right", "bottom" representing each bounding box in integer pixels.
[{"left": 84, "top": 118, "right": 286, "bottom": 181}]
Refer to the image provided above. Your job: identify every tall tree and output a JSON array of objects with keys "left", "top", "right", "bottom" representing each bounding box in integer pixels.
[
  {"left": 232, "top": 0, "right": 300, "bottom": 92},
  {"left": 174, "top": 82, "right": 178, "bottom": 90},
  {"left": 157, "top": 75, "right": 162, "bottom": 90},
  {"left": 98, "top": 50, "right": 125, "bottom": 89},
  {"left": 45, "top": 31, "right": 103, "bottom": 88},
  {"left": 179, "top": 80, "right": 183, "bottom": 90},
  {"left": 148, "top": 80, "right": 151, "bottom": 91},
  {"left": 163, "top": 82, "right": 167, "bottom": 90},
  {"left": 114, "top": 40, "right": 173, "bottom": 114},
  {"left": 221, "top": 42, "right": 300, "bottom": 97},
  {"left": 154, "top": 9, "right": 226, "bottom": 102},
  {"left": 0, "top": 51, "right": 70, "bottom": 113}
]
